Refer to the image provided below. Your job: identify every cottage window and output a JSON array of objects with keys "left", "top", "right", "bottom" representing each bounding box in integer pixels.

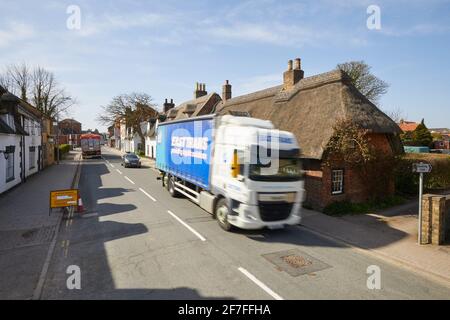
[
  {"left": 6, "top": 149, "right": 14, "bottom": 182},
  {"left": 331, "top": 169, "right": 344, "bottom": 195},
  {"left": 29, "top": 146, "right": 36, "bottom": 170}
]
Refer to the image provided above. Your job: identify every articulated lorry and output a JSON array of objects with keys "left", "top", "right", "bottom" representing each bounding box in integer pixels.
[{"left": 156, "top": 115, "right": 305, "bottom": 231}]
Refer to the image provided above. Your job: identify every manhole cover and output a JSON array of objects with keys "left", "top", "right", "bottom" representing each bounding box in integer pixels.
[
  {"left": 282, "top": 255, "right": 313, "bottom": 268},
  {"left": 263, "top": 249, "right": 332, "bottom": 277}
]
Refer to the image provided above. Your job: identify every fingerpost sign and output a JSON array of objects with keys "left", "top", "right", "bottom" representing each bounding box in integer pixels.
[{"left": 412, "top": 162, "right": 432, "bottom": 245}]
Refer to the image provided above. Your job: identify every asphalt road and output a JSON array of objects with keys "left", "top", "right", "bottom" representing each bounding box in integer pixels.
[{"left": 41, "top": 148, "right": 450, "bottom": 299}]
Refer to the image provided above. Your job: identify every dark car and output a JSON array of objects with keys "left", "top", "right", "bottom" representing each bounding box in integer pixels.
[{"left": 121, "top": 153, "right": 142, "bottom": 168}]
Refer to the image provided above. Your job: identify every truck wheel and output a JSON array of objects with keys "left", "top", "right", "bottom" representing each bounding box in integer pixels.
[
  {"left": 215, "top": 198, "right": 233, "bottom": 231},
  {"left": 167, "top": 175, "right": 179, "bottom": 198}
]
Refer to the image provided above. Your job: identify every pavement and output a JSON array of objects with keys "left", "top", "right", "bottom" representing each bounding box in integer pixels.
[
  {"left": 37, "top": 148, "right": 450, "bottom": 299},
  {"left": 0, "top": 150, "right": 81, "bottom": 300}
]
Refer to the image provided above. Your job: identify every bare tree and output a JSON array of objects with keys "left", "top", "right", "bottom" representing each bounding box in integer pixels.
[
  {"left": 31, "top": 67, "right": 75, "bottom": 118},
  {"left": 97, "top": 93, "right": 159, "bottom": 152},
  {"left": 3, "top": 63, "right": 30, "bottom": 101},
  {"left": 0, "top": 63, "right": 75, "bottom": 118},
  {"left": 383, "top": 107, "right": 406, "bottom": 123},
  {"left": 337, "top": 61, "right": 389, "bottom": 103}
]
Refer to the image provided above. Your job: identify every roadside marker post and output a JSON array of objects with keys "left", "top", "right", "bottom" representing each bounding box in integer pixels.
[{"left": 412, "top": 162, "right": 432, "bottom": 245}]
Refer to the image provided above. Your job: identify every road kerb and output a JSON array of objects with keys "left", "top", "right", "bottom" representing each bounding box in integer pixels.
[{"left": 32, "top": 152, "right": 82, "bottom": 300}]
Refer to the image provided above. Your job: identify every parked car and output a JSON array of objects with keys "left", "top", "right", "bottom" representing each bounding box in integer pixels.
[{"left": 121, "top": 153, "right": 142, "bottom": 168}]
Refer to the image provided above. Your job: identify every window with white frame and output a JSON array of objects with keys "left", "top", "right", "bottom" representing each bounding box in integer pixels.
[
  {"left": 29, "top": 146, "right": 36, "bottom": 169},
  {"left": 331, "top": 169, "right": 344, "bottom": 195},
  {"left": 6, "top": 149, "right": 14, "bottom": 182}
]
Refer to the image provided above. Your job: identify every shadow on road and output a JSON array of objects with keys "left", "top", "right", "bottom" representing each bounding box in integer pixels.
[{"left": 43, "top": 156, "right": 233, "bottom": 300}]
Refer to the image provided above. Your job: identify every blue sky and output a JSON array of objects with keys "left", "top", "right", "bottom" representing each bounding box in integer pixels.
[{"left": 1, "top": 0, "right": 449, "bottom": 131}]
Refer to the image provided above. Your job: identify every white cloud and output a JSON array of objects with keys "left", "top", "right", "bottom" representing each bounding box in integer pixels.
[
  {"left": 75, "top": 12, "right": 172, "bottom": 37},
  {"left": 236, "top": 73, "right": 282, "bottom": 95},
  {"left": 0, "top": 22, "right": 35, "bottom": 47},
  {"left": 380, "top": 23, "right": 450, "bottom": 37}
]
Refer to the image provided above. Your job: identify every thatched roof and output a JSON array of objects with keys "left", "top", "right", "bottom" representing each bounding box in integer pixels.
[
  {"left": 164, "top": 93, "right": 222, "bottom": 121},
  {"left": 217, "top": 69, "right": 401, "bottom": 160}
]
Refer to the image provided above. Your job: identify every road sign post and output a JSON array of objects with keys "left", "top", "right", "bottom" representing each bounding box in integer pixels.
[{"left": 412, "top": 162, "right": 432, "bottom": 245}]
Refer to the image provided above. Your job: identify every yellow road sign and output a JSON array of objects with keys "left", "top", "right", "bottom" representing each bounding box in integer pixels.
[{"left": 50, "top": 189, "right": 79, "bottom": 208}]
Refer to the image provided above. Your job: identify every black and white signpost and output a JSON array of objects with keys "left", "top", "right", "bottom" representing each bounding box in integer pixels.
[{"left": 412, "top": 162, "right": 433, "bottom": 245}]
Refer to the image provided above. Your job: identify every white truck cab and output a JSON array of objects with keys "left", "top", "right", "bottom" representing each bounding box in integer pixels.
[{"left": 210, "top": 115, "right": 304, "bottom": 230}]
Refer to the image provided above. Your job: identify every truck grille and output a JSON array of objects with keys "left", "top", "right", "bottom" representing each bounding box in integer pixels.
[{"left": 258, "top": 202, "right": 294, "bottom": 222}]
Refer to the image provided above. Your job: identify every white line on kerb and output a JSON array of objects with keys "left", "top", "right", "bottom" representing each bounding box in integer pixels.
[
  {"left": 116, "top": 169, "right": 122, "bottom": 175},
  {"left": 167, "top": 210, "right": 206, "bottom": 242},
  {"left": 139, "top": 188, "right": 157, "bottom": 202},
  {"left": 125, "top": 176, "right": 135, "bottom": 184},
  {"left": 238, "top": 267, "right": 284, "bottom": 300}
]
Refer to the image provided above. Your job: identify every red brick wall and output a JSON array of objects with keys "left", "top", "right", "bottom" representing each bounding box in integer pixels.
[{"left": 303, "top": 133, "right": 397, "bottom": 211}]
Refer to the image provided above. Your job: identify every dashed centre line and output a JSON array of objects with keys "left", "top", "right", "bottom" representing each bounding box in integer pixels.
[
  {"left": 167, "top": 210, "right": 206, "bottom": 242},
  {"left": 139, "top": 188, "right": 157, "bottom": 202},
  {"left": 116, "top": 169, "right": 123, "bottom": 175},
  {"left": 125, "top": 176, "right": 135, "bottom": 185},
  {"left": 238, "top": 267, "right": 284, "bottom": 300}
]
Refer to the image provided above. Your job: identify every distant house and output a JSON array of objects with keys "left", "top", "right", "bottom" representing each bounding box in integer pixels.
[
  {"left": 217, "top": 58, "right": 403, "bottom": 210},
  {"left": 398, "top": 120, "right": 420, "bottom": 133},
  {"left": 144, "top": 119, "right": 158, "bottom": 159},
  {"left": 163, "top": 84, "right": 222, "bottom": 121},
  {"left": 0, "top": 86, "right": 43, "bottom": 194},
  {"left": 58, "top": 118, "right": 82, "bottom": 147}
]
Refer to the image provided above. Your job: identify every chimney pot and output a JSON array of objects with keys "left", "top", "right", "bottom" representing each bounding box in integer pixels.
[
  {"left": 194, "top": 82, "right": 208, "bottom": 99},
  {"left": 288, "top": 60, "right": 293, "bottom": 71},
  {"left": 294, "top": 58, "right": 301, "bottom": 70}
]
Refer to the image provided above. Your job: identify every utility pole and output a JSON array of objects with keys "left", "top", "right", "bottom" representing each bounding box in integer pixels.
[{"left": 56, "top": 114, "right": 60, "bottom": 164}]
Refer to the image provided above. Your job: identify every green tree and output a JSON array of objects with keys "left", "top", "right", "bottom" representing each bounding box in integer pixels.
[
  {"left": 412, "top": 119, "right": 433, "bottom": 147},
  {"left": 337, "top": 61, "right": 389, "bottom": 103}
]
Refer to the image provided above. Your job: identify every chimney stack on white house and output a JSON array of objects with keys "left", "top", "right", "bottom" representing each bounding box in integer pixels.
[{"left": 283, "top": 57, "right": 304, "bottom": 91}]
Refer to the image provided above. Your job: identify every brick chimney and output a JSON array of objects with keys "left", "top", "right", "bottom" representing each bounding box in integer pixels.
[
  {"left": 194, "top": 82, "right": 207, "bottom": 99},
  {"left": 163, "top": 98, "right": 175, "bottom": 113},
  {"left": 283, "top": 58, "right": 304, "bottom": 91},
  {"left": 222, "top": 80, "right": 232, "bottom": 102}
]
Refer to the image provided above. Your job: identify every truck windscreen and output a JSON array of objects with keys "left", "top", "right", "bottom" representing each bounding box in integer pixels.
[{"left": 249, "top": 158, "right": 303, "bottom": 182}]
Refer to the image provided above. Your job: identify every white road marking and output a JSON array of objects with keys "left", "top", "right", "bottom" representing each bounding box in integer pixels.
[
  {"left": 110, "top": 164, "right": 115, "bottom": 168},
  {"left": 139, "top": 188, "right": 157, "bottom": 202},
  {"left": 238, "top": 267, "right": 284, "bottom": 300},
  {"left": 167, "top": 210, "right": 206, "bottom": 242},
  {"left": 82, "top": 212, "right": 98, "bottom": 218},
  {"left": 125, "top": 176, "right": 135, "bottom": 185},
  {"left": 116, "top": 169, "right": 122, "bottom": 175}
]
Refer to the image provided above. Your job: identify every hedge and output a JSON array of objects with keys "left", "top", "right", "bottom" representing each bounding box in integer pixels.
[
  {"left": 395, "top": 153, "right": 450, "bottom": 195},
  {"left": 54, "top": 144, "right": 70, "bottom": 159}
]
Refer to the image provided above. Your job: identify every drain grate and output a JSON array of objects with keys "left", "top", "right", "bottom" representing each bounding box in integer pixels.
[
  {"left": 263, "top": 249, "right": 331, "bottom": 277},
  {"left": 282, "top": 255, "right": 313, "bottom": 268}
]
